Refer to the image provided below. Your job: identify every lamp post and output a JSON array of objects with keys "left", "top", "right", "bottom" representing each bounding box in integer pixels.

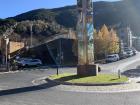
[
  {"left": 30, "top": 23, "right": 33, "bottom": 47},
  {"left": 3, "top": 36, "right": 9, "bottom": 71}
]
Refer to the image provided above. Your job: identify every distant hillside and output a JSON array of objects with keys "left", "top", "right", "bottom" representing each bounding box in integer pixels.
[
  {"left": 1, "top": 0, "right": 140, "bottom": 36},
  {"left": 8, "top": 7, "right": 77, "bottom": 29},
  {"left": 9, "top": 9, "right": 55, "bottom": 22}
]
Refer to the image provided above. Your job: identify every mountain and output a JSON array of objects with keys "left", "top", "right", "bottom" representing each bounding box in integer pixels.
[
  {"left": 8, "top": 6, "right": 77, "bottom": 29},
  {"left": 1, "top": 0, "right": 140, "bottom": 36}
]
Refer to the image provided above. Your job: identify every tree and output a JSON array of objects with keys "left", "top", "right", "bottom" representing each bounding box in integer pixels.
[
  {"left": 108, "top": 28, "right": 119, "bottom": 54},
  {"left": 94, "top": 25, "right": 120, "bottom": 60},
  {"left": 94, "top": 29, "right": 105, "bottom": 59},
  {"left": 100, "top": 24, "right": 110, "bottom": 56}
]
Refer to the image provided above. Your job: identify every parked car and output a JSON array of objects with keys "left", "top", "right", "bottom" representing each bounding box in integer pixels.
[
  {"left": 119, "top": 52, "right": 127, "bottom": 59},
  {"left": 15, "top": 58, "right": 42, "bottom": 67},
  {"left": 124, "top": 49, "right": 133, "bottom": 57},
  {"left": 131, "top": 48, "right": 137, "bottom": 55},
  {"left": 123, "top": 47, "right": 138, "bottom": 56},
  {"left": 106, "top": 54, "right": 120, "bottom": 63}
]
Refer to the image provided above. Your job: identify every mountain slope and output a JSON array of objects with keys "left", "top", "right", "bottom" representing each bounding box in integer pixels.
[{"left": 2, "top": 0, "right": 140, "bottom": 36}]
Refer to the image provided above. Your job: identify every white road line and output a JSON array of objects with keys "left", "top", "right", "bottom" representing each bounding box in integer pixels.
[
  {"left": 32, "top": 76, "right": 48, "bottom": 85},
  {"left": 63, "top": 88, "right": 140, "bottom": 93}
]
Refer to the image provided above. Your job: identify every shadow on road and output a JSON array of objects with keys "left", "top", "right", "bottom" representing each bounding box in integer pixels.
[
  {"left": 0, "top": 81, "right": 59, "bottom": 96},
  {"left": 122, "top": 69, "right": 140, "bottom": 78}
]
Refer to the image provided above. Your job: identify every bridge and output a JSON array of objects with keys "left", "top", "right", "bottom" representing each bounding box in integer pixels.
[{"left": 30, "top": 31, "right": 77, "bottom": 49}]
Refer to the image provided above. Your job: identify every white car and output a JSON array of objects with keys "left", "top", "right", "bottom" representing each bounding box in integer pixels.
[
  {"left": 124, "top": 49, "right": 133, "bottom": 57},
  {"left": 16, "top": 58, "right": 42, "bottom": 67},
  {"left": 106, "top": 54, "right": 120, "bottom": 63}
]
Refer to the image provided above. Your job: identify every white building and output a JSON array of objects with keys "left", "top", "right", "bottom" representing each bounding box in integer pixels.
[
  {"left": 117, "top": 27, "right": 133, "bottom": 48},
  {"left": 133, "top": 37, "right": 140, "bottom": 51},
  {"left": 127, "top": 27, "right": 133, "bottom": 48}
]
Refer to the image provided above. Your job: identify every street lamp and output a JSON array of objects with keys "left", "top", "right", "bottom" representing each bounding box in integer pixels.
[
  {"left": 3, "top": 35, "right": 9, "bottom": 71},
  {"left": 30, "top": 23, "right": 33, "bottom": 48}
]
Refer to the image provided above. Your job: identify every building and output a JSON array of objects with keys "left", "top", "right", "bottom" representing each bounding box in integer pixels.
[
  {"left": 133, "top": 37, "right": 140, "bottom": 51},
  {"left": 0, "top": 38, "right": 25, "bottom": 64},
  {"left": 117, "top": 27, "right": 133, "bottom": 48},
  {"left": 127, "top": 27, "right": 133, "bottom": 48}
]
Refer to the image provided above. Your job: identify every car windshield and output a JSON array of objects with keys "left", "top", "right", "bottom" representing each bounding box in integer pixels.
[
  {"left": 31, "top": 60, "right": 39, "bottom": 62},
  {"left": 107, "top": 55, "right": 115, "bottom": 58},
  {"left": 125, "top": 50, "right": 131, "bottom": 52}
]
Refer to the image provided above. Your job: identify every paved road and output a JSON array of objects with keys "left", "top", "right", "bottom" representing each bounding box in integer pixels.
[
  {"left": 1, "top": 87, "right": 140, "bottom": 105},
  {"left": 100, "top": 53, "right": 140, "bottom": 73},
  {"left": 0, "top": 54, "right": 140, "bottom": 105},
  {"left": 0, "top": 67, "right": 76, "bottom": 90}
]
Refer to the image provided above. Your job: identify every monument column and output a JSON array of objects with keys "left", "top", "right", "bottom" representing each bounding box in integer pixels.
[{"left": 77, "top": 0, "right": 98, "bottom": 76}]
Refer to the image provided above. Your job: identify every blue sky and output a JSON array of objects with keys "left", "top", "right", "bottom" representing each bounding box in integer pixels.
[{"left": 0, "top": 0, "right": 120, "bottom": 19}]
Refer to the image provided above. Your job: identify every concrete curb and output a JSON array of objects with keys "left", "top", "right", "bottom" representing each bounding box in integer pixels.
[
  {"left": 46, "top": 78, "right": 130, "bottom": 86},
  {"left": 0, "top": 71, "right": 21, "bottom": 75}
]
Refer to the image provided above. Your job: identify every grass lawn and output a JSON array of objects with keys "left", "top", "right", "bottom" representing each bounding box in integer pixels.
[{"left": 49, "top": 73, "right": 128, "bottom": 84}]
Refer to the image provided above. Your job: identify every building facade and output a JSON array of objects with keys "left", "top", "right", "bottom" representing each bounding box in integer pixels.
[{"left": 117, "top": 27, "right": 133, "bottom": 48}]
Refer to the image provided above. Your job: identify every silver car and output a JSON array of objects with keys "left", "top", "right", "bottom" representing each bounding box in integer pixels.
[
  {"left": 16, "top": 58, "right": 42, "bottom": 67},
  {"left": 106, "top": 54, "right": 120, "bottom": 63}
]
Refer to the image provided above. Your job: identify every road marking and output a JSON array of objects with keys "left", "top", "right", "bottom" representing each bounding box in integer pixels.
[
  {"left": 63, "top": 88, "right": 140, "bottom": 93},
  {"left": 32, "top": 76, "right": 48, "bottom": 85}
]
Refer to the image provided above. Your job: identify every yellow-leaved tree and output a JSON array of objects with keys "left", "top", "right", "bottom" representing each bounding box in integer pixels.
[
  {"left": 108, "top": 28, "right": 119, "bottom": 54},
  {"left": 100, "top": 24, "right": 110, "bottom": 56},
  {"left": 94, "top": 24, "right": 120, "bottom": 60}
]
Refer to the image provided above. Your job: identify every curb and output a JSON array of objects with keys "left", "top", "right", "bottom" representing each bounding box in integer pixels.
[
  {"left": 46, "top": 78, "right": 129, "bottom": 86},
  {"left": 0, "top": 71, "right": 21, "bottom": 75}
]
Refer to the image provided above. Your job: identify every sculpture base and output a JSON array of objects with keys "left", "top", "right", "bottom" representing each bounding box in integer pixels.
[{"left": 77, "top": 64, "right": 98, "bottom": 76}]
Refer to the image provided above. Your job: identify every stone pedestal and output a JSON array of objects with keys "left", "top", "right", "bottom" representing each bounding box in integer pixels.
[{"left": 77, "top": 64, "right": 98, "bottom": 76}]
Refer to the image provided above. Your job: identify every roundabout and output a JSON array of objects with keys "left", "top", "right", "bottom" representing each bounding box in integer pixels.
[
  {"left": 48, "top": 73, "right": 128, "bottom": 86},
  {"left": 0, "top": 61, "right": 140, "bottom": 105},
  {"left": 32, "top": 72, "right": 140, "bottom": 93}
]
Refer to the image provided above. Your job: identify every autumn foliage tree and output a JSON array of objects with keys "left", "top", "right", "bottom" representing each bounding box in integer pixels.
[{"left": 94, "top": 24, "right": 119, "bottom": 60}]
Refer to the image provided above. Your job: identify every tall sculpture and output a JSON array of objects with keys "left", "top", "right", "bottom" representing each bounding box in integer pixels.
[{"left": 77, "top": 0, "right": 98, "bottom": 76}]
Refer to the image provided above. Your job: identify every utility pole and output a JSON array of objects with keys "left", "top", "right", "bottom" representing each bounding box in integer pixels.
[
  {"left": 30, "top": 23, "right": 33, "bottom": 47},
  {"left": 59, "top": 39, "right": 61, "bottom": 66},
  {"left": 2, "top": 22, "right": 17, "bottom": 71},
  {"left": 3, "top": 36, "right": 9, "bottom": 71}
]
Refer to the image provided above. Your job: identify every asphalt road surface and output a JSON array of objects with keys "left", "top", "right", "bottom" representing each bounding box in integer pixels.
[
  {"left": 1, "top": 87, "right": 140, "bottom": 105},
  {"left": 0, "top": 54, "right": 140, "bottom": 105},
  {"left": 100, "top": 52, "right": 140, "bottom": 73}
]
